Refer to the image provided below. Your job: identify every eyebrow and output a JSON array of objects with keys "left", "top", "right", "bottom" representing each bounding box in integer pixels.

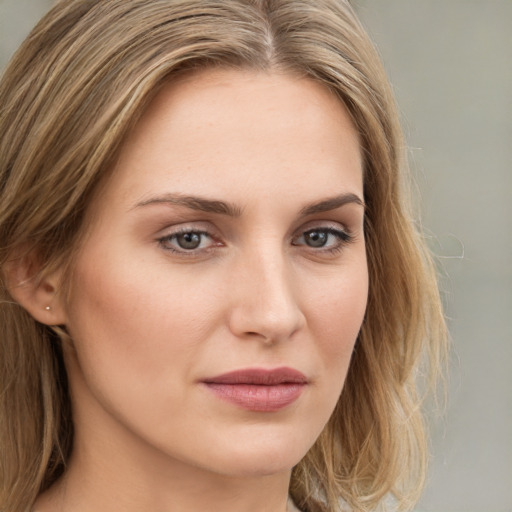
[
  {"left": 134, "top": 194, "right": 243, "bottom": 217},
  {"left": 133, "top": 192, "right": 364, "bottom": 217},
  {"left": 299, "top": 193, "right": 365, "bottom": 216}
]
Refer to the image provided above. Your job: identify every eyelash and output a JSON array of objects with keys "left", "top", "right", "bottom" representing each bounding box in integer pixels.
[{"left": 157, "top": 226, "right": 354, "bottom": 257}]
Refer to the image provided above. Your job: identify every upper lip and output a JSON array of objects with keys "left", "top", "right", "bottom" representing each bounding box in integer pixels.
[{"left": 203, "top": 367, "right": 307, "bottom": 385}]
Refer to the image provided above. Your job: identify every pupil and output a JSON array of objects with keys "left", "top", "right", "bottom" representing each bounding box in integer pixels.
[
  {"left": 177, "top": 232, "right": 201, "bottom": 249},
  {"left": 306, "top": 230, "right": 327, "bottom": 247}
]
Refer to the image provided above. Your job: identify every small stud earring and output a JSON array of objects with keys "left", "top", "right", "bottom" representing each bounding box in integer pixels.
[{"left": 45, "top": 306, "right": 51, "bottom": 311}]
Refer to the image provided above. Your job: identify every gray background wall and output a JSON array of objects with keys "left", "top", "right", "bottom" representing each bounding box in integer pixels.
[
  {"left": 352, "top": 3, "right": 512, "bottom": 511},
  {"left": 1, "top": 1, "right": 510, "bottom": 511}
]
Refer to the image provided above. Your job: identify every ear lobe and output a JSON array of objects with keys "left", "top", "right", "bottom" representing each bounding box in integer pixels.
[{"left": 4, "top": 252, "right": 67, "bottom": 326}]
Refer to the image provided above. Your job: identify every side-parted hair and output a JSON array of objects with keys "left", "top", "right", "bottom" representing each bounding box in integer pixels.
[{"left": 0, "top": 1, "right": 446, "bottom": 511}]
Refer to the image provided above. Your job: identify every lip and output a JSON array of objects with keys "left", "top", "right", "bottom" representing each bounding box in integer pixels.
[{"left": 202, "top": 367, "right": 307, "bottom": 412}]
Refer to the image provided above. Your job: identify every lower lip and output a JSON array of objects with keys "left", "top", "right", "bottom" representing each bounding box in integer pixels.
[{"left": 204, "top": 383, "right": 305, "bottom": 412}]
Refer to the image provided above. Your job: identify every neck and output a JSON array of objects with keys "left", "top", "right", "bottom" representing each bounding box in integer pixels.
[{"left": 37, "top": 467, "right": 292, "bottom": 512}]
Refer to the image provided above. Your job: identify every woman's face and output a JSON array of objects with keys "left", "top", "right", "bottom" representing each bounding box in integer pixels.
[{"left": 59, "top": 69, "right": 368, "bottom": 478}]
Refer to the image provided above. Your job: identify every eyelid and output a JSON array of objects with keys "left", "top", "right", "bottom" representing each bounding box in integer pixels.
[
  {"left": 294, "top": 219, "right": 353, "bottom": 237},
  {"left": 155, "top": 219, "right": 220, "bottom": 240}
]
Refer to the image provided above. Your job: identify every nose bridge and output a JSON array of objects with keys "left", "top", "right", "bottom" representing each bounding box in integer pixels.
[{"left": 228, "top": 240, "right": 305, "bottom": 342}]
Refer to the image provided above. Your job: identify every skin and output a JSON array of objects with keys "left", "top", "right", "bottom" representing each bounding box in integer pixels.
[{"left": 36, "top": 69, "right": 368, "bottom": 512}]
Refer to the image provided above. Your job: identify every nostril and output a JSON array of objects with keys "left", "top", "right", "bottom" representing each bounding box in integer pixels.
[{"left": 243, "top": 331, "right": 275, "bottom": 344}]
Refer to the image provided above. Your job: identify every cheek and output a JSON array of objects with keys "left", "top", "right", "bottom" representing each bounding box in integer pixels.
[
  {"left": 64, "top": 254, "right": 211, "bottom": 392},
  {"left": 62, "top": 254, "right": 228, "bottom": 451},
  {"left": 304, "top": 260, "right": 368, "bottom": 376}
]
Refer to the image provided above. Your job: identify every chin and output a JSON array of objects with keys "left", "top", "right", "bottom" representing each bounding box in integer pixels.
[
  {"left": 213, "top": 453, "right": 301, "bottom": 478},
  {"left": 191, "top": 429, "right": 315, "bottom": 478}
]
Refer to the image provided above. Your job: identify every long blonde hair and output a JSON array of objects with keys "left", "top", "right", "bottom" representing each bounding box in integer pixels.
[{"left": 0, "top": 1, "right": 446, "bottom": 511}]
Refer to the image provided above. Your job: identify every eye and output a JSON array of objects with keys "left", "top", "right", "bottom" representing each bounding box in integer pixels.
[
  {"left": 303, "top": 230, "right": 330, "bottom": 248},
  {"left": 292, "top": 227, "right": 352, "bottom": 252},
  {"left": 174, "top": 231, "right": 203, "bottom": 250},
  {"left": 158, "top": 229, "right": 217, "bottom": 254}
]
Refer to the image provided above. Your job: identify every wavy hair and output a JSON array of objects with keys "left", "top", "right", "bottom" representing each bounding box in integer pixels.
[{"left": 0, "top": 1, "right": 446, "bottom": 511}]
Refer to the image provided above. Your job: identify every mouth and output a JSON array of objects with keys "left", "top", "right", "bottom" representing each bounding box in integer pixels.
[{"left": 202, "top": 367, "right": 308, "bottom": 412}]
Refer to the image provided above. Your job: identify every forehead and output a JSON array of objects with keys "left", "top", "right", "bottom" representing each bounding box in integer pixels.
[{"left": 94, "top": 68, "right": 363, "bottom": 214}]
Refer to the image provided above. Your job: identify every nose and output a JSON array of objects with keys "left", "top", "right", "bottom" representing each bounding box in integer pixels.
[{"left": 227, "top": 248, "right": 306, "bottom": 344}]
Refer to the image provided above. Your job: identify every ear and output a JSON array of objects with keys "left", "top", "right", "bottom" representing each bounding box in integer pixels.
[{"left": 4, "top": 251, "right": 67, "bottom": 326}]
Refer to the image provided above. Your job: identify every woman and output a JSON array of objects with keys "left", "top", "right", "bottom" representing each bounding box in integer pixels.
[{"left": 0, "top": 1, "right": 446, "bottom": 511}]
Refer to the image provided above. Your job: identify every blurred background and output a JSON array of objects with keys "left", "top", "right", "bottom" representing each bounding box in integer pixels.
[
  {"left": 351, "top": 3, "right": 512, "bottom": 511},
  {"left": 1, "top": 1, "right": 511, "bottom": 511}
]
